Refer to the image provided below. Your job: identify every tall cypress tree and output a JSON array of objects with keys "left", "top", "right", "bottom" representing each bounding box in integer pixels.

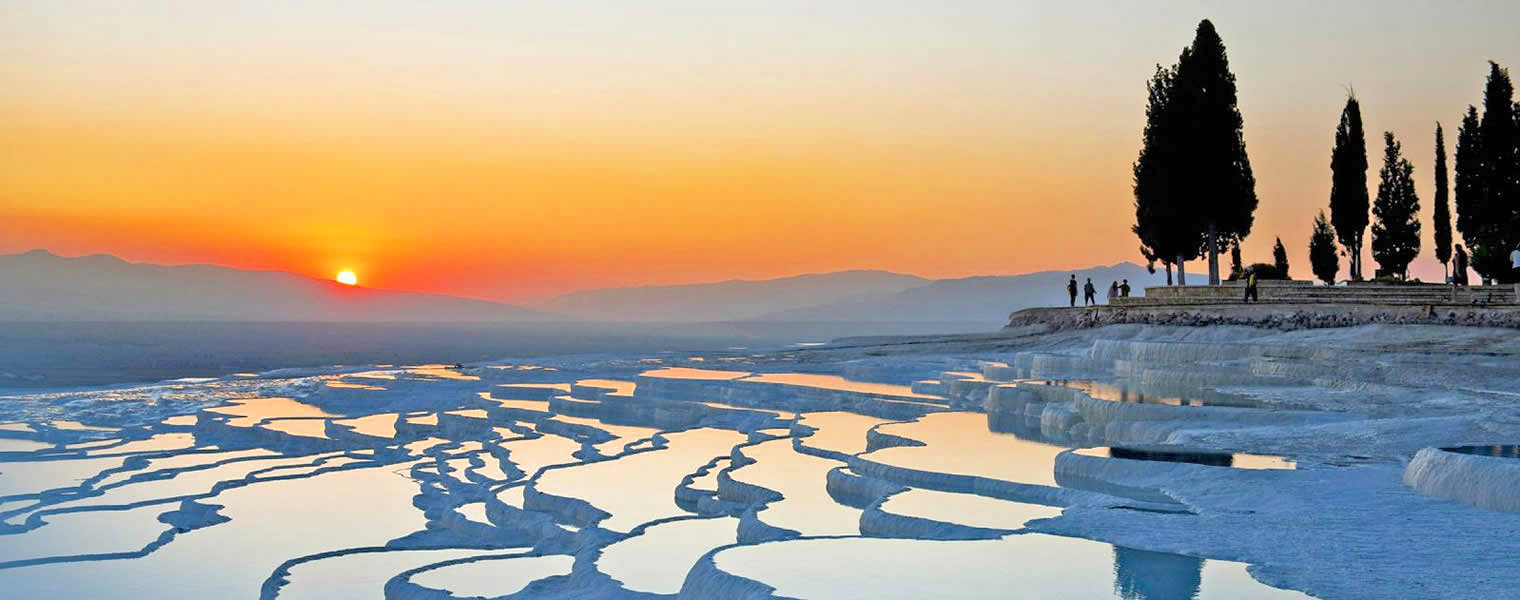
[
  {"left": 1172, "top": 20, "right": 1257, "bottom": 285},
  {"left": 1432, "top": 123, "right": 1453, "bottom": 279},
  {"left": 1478, "top": 62, "right": 1518, "bottom": 282},
  {"left": 1273, "top": 237, "right": 1290, "bottom": 279},
  {"left": 1309, "top": 211, "right": 1340, "bottom": 285},
  {"left": 1329, "top": 95, "right": 1370, "bottom": 281},
  {"left": 1133, "top": 63, "right": 1202, "bottom": 285},
  {"left": 1371, "top": 132, "right": 1421, "bottom": 279},
  {"left": 1454, "top": 106, "right": 1485, "bottom": 270}
]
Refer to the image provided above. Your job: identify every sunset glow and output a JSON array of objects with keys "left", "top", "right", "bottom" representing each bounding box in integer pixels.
[
  {"left": 1, "top": 2, "right": 1516, "bottom": 301},
  {"left": 336, "top": 270, "right": 358, "bottom": 286}
]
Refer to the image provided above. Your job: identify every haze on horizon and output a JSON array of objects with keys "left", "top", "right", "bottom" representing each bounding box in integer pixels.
[{"left": 3, "top": 1, "right": 1517, "bottom": 301}]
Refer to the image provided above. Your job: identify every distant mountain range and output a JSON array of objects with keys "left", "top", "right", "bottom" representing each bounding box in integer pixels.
[
  {"left": 0, "top": 250, "right": 542, "bottom": 322},
  {"left": 538, "top": 263, "right": 1163, "bottom": 323},
  {"left": 0, "top": 250, "right": 1162, "bottom": 324},
  {"left": 535, "top": 270, "right": 931, "bottom": 322},
  {"left": 755, "top": 263, "right": 1162, "bottom": 322}
]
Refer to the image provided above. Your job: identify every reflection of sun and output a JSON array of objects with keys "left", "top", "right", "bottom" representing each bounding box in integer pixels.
[{"left": 336, "top": 270, "right": 358, "bottom": 286}]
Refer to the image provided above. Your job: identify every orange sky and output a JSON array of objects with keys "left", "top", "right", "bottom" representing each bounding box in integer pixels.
[{"left": 3, "top": 2, "right": 1517, "bottom": 301}]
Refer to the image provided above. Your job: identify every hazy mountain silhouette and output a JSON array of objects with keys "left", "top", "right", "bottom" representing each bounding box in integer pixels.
[
  {"left": 754, "top": 263, "right": 1163, "bottom": 323},
  {"left": 0, "top": 250, "right": 544, "bottom": 322},
  {"left": 537, "top": 270, "right": 931, "bottom": 322},
  {"left": 538, "top": 263, "right": 1162, "bottom": 324}
]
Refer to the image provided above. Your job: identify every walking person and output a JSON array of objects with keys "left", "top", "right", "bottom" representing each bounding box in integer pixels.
[
  {"left": 1083, "top": 278, "right": 1097, "bottom": 306},
  {"left": 1243, "top": 269, "right": 1259, "bottom": 303},
  {"left": 1510, "top": 244, "right": 1520, "bottom": 303},
  {"left": 1066, "top": 275, "right": 1078, "bottom": 307},
  {"left": 1453, "top": 244, "right": 1470, "bottom": 286},
  {"left": 1107, "top": 281, "right": 1118, "bottom": 303},
  {"left": 1119, "top": 279, "right": 1131, "bottom": 297}
]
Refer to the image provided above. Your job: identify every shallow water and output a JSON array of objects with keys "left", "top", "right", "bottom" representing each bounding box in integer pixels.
[
  {"left": 867, "top": 412, "right": 1070, "bottom": 486},
  {"left": 1074, "top": 447, "right": 1296, "bottom": 470},
  {"left": 0, "top": 351, "right": 1339, "bottom": 599},
  {"left": 407, "top": 553, "right": 573, "bottom": 598},
  {"left": 728, "top": 438, "right": 862, "bottom": 536},
  {"left": 532, "top": 428, "right": 746, "bottom": 531},
  {"left": 598, "top": 517, "right": 739, "bottom": 594},
  {"left": 1442, "top": 445, "right": 1520, "bottom": 458},
  {"left": 710, "top": 534, "right": 1313, "bottom": 599}
]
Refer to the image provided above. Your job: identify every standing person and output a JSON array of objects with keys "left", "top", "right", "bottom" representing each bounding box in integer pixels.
[
  {"left": 1066, "top": 275, "right": 1078, "bottom": 307},
  {"left": 1453, "top": 245, "right": 1470, "bottom": 286},
  {"left": 1083, "top": 278, "right": 1097, "bottom": 306},
  {"left": 1243, "top": 269, "right": 1259, "bottom": 302},
  {"left": 1510, "top": 244, "right": 1520, "bottom": 303},
  {"left": 1120, "top": 279, "right": 1131, "bottom": 297},
  {"left": 1107, "top": 281, "right": 1119, "bottom": 303}
]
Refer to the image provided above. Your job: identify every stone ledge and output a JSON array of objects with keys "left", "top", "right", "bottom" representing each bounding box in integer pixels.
[{"left": 1007, "top": 303, "right": 1520, "bottom": 332}]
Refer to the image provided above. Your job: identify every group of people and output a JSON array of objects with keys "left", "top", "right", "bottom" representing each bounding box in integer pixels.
[
  {"left": 1059, "top": 242, "right": 1520, "bottom": 310},
  {"left": 1067, "top": 275, "right": 1130, "bottom": 307}
]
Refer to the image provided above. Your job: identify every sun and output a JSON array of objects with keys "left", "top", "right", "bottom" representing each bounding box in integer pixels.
[{"left": 335, "top": 270, "right": 358, "bottom": 286}]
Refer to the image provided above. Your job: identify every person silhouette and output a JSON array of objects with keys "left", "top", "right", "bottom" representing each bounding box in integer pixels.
[
  {"left": 1067, "top": 275, "right": 1078, "bottom": 307},
  {"left": 1120, "top": 279, "right": 1131, "bottom": 297},
  {"left": 1510, "top": 244, "right": 1520, "bottom": 303},
  {"left": 1453, "top": 244, "right": 1469, "bottom": 286},
  {"left": 1083, "top": 278, "right": 1097, "bottom": 306}
]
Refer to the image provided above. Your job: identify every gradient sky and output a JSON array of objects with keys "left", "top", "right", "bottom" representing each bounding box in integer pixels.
[{"left": 3, "top": 1, "right": 1518, "bottom": 301}]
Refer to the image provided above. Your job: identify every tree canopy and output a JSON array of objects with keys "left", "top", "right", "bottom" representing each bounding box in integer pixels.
[
  {"left": 1132, "top": 19, "right": 1256, "bottom": 286},
  {"left": 1454, "top": 62, "right": 1520, "bottom": 283},
  {"left": 1310, "top": 211, "right": 1339, "bottom": 285},
  {"left": 1371, "top": 132, "right": 1421, "bottom": 279},
  {"left": 1432, "top": 123, "right": 1453, "bottom": 273},
  {"left": 1329, "top": 95, "right": 1370, "bottom": 281},
  {"left": 1273, "top": 237, "right": 1290, "bottom": 279}
]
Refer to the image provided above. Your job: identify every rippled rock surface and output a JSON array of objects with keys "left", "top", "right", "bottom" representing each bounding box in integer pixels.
[{"left": 2, "top": 324, "right": 1519, "bottom": 599}]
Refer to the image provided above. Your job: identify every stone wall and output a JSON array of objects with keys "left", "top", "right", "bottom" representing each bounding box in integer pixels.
[{"left": 1007, "top": 303, "right": 1520, "bottom": 332}]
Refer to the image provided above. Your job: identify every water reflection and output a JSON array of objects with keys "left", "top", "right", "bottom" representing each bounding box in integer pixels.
[
  {"left": 1442, "top": 445, "right": 1520, "bottom": 458},
  {"left": 1041, "top": 380, "right": 1257, "bottom": 408},
  {"left": 1077, "top": 447, "right": 1295, "bottom": 470},
  {"left": 1114, "top": 545, "right": 1202, "bottom": 600}
]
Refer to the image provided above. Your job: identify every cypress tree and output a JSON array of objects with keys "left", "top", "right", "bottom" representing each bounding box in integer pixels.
[
  {"left": 1133, "top": 63, "right": 1201, "bottom": 285},
  {"left": 1329, "top": 95, "right": 1370, "bottom": 281},
  {"left": 1432, "top": 123, "right": 1453, "bottom": 279},
  {"left": 1371, "top": 132, "right": 1421, "bottom": 279},
  {"left": 1478, "top": 62, "right": 1518, "bottom": 283},
  {"left": 1309, "top": 211, "right": 1340, "bottom": 285},
  {"left": 1454, "top": 106, "right": 1485, "bottom": 271},
  {"left": 1273, "top": 237, "right": 1290, "bottom": 279},
  {"left": 1172, "top": 20, "right": 1257, "bottom": 285}
]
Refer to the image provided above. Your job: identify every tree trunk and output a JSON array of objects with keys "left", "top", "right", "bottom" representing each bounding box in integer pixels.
[
  {"left": 1207, "top": 221, "right": 1220, "bottom": 285},
  {"left": 1176, "top": 255, "right": 1187, "bottom": 286},
  {"left": 1165, "top": 263, "right": 1173, "bottom": 286},
  {"left": 1351, "top": 236, "right": 1362, "bottom": 281}
]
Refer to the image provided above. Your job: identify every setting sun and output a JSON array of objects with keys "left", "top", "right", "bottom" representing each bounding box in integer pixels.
[{"left": 335, "top": 270, "right": 358, "bottom": 286}]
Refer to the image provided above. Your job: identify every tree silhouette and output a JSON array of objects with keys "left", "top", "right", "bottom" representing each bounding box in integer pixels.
[
  {"left": 1455, "top": 106, "right": 1485, "bottom": 276},
  {"left": 1132, "top": 19, "right": 1256, "bottom": 286},
  {"left": 1330, "top": 94, "right": 1370, "bottom": 281},
  {"left": 1310, "top": 211, "right": 1339, "bottom": 285},
  {"left": 1477, "top": 62, "right": 1518, "bottom": 283},
  {"left": 1273, "top": 237, "right": 1290, "bottom": 279},
  {"left": 1229, "top": 244, "right": 1243, "bottom": 280},
  {"left": 1133, "top": 63, "right": 1202, "bottom": 285},
  {"left": 1173, "top": 20, "right": 1257, "bottom": 285},
  {"left": 1432, "top": 123, "right": 1452, "bottom": 279},
  {"left": 1454, "top": 62, "right": 1520, "bottom": 283},
  {"left": 1371, "top": 132, "right": 1421, "bottom": 279}
]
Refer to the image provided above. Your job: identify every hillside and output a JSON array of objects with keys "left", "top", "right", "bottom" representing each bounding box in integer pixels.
[{"left": 0, "top": 250, "right": 543, "bottom": 322}]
